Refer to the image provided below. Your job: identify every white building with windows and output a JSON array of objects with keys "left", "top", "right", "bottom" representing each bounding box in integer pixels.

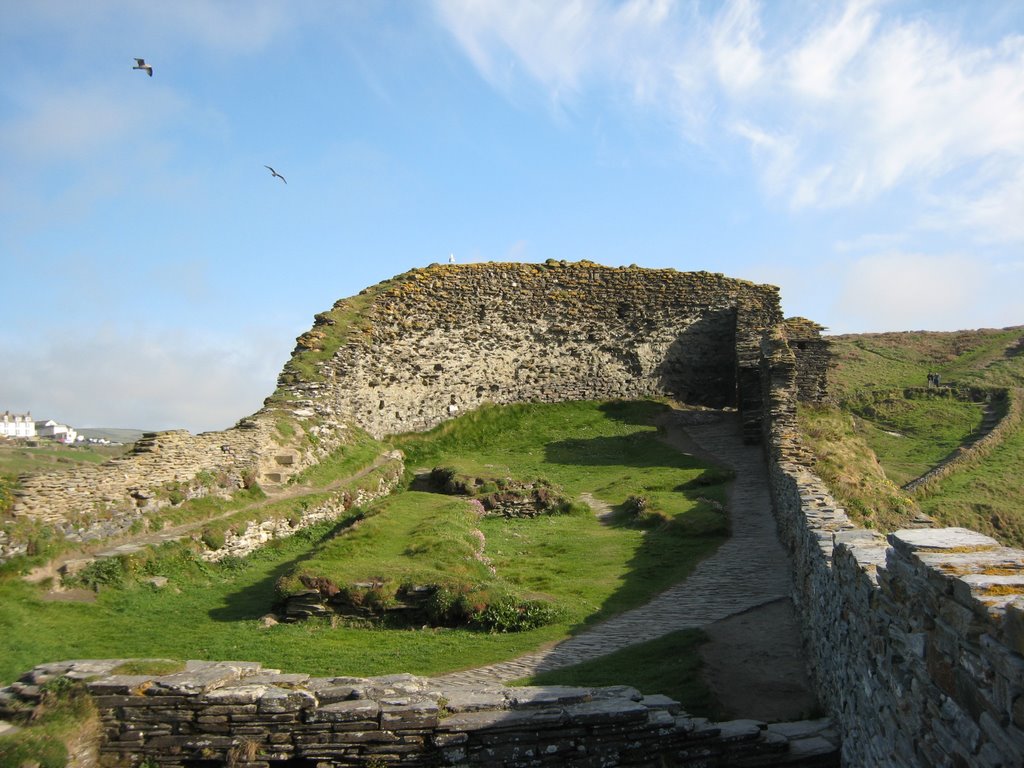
[
  {"left": 35, "top": 419, "right": 78, "bottom": 444},
  {"left": 1, "top": 411, "right": 36, "bottom": 438}
]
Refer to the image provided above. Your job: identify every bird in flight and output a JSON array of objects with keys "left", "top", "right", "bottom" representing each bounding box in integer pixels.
[
  {"left": 264, "top": 165, "right": 287, "bottom": 184},
  {"left": 133, "top": 58, "right": 153, "bottom": 77}
]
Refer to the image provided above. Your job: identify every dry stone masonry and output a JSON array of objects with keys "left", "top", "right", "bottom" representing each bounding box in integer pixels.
[
  {"left": 0, "top": 659, "right": 839, "bottom": 767},
  {"left": 272, "top": 261, "right": 787, "bottom": 439},
  {"left": 4, "top": 261, "right": 796, "bottom": 561},
  {"left": 759, "top": 331, "right": 1024, "bottom": 767}
]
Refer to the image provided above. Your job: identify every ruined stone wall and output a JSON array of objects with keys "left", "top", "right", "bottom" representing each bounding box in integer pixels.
[
  {"left": 760, "top": 335, "right": 1024, "bottom": 767},
  {"left": 275, "top": 262, "right": 783, "bottom": 439},
  {"left": 5, "top": 262, "right": 784, "bottom": 557},
  {"left": 783, "top": 318, "right": 831, "bottom": 405},
  {"left": 1, "top": 659, "right": 839, "bottom": 767},
  {"left": 3, "top": 415, "right": 353, "bottom": 561}
]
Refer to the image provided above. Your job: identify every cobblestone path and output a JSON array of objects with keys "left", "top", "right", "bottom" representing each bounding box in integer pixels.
[{"left": 436, "top": 408, "right": 793, "bottom": 687}]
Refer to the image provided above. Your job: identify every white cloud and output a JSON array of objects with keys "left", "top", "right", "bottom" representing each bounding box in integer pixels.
[
  {"left": 729, "top": 120, "right": 796, "bottom": 197},
  {"left": 433, "top": 0, "right": 599, "bottom": 102},
  {"left": 0, "top": 327, "right": 292, "bottom": 433},
  {"left": 925, "top": 159, "right": 1024, "bottom": 244},
  {"left": 436, "top": 0, "right": 1024, "bottom": 242},
  {"left": 433, "top": 0, "right": 703, "bottom": 116},
  {"left": 710, "top": 0, "right": 764, "bottom": 94},
  {"left": 832, "top": 252, "right": 1001, "bottom": 332},
  {"left": 786, "top": 0, "right": 878, "bottom": 99}
]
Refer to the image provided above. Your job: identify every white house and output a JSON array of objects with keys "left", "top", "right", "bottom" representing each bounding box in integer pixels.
[
  {"left": 1, "top": 411, "right": 36, "bottom": 439},
  {"left": 35, "top": 419, "right": 78, "bottom": 444}
]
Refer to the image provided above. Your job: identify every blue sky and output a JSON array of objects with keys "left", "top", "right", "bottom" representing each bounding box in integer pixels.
[{"left": 2, "top": 1, "right": 1023, "bottom": 432}]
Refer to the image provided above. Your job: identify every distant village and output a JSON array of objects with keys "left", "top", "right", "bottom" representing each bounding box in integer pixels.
[{"left": 0, "top": 411, "right": 118, "bottom": 446}]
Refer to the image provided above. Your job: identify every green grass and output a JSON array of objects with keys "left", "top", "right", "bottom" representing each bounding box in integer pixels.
[
  {"left": 277, "top": 492, "right": 495, "bottom": 605},
  {"left": 283, "top": 400, "right": 726, "bottom": 629},
  {"left": 519, "top": 629, "right": 717, "bottom": 716},
  {"left": 916, "top": 415, "right": 1024, "bottom": 544},
  {"left": 844, "top": 391, "right": 985, "bottom": 486},
  {"left": 812, "top": 328, "right": 1024, "bottom": 546},
  {"left": 0, "top": 400, "right": 727, "bottom": 692},
  {"left": 397, "top": 399, "right": 727, "bottom": 511},
  {"left": 0, "top": 678, "right": 98, "bottom": 768},
  {"left": 291, "top": 429, "right": 386, "bottom": 488},
  {"left": 828, "top": 328, "right": 1024, "bottom": 398}
]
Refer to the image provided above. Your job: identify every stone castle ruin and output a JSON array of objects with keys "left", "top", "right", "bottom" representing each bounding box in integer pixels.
[
  {"left": 3, "top": 261, "right": 1023, "bottom": 767},
  {"left": 7, "top": 261, "right": 818, "bottom": 545}
]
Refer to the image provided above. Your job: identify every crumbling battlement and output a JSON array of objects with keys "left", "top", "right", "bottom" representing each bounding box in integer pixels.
[
  {"left": 273, "top": 261, "right": 788, "bottom": 438},
  {"left": 4, "top": 415, "right": 352, "bottom": 559}
]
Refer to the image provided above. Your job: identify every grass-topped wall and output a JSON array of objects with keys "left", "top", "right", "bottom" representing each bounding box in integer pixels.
[{"left": 271, "top": 261, "right": 784, "bottom": 438}]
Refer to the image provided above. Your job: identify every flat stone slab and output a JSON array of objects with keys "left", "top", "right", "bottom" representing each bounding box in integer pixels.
[
  {"left": 440, "top": 689, "right": 511, "bottom": 713},
  {"left": 437, "top": 707, "right": 568, "bottom": 732},
  {"left": 890, "top": 528, "right": 1000, "bottom": 555}
]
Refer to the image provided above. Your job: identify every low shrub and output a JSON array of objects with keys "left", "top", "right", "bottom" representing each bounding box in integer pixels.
[
  {"left": 66, "top": 557, "right": 126, "bottom": 590},
  {"left": 473, "top": 594, "right": 560, "bottom": 633}
]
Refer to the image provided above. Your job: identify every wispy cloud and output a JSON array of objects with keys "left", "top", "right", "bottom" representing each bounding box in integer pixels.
[
  {"left": 710, "top": 0, "right": 764, "bottom": 94},
  {"left": 436, "top": 0, "right": 1024, "bottom": 242},
  {"left": 832, "top": 251, "right": 1005, "bottom": 332},
  {"left": 0, "top": 326, "right": 292, "bottom": 432}
]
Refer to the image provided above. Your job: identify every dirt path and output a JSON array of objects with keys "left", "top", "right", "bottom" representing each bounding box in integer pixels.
[{"left": 436, "top": 407, "right": 819, "bottom": 722}]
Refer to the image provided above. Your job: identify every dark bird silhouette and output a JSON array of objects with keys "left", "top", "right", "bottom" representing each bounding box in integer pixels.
[
  {"left": 133, "top": 58, "right": 153, "bottom": 77},
  {"left": 264, "top": 165, "right": 287, "bottom": 184}
]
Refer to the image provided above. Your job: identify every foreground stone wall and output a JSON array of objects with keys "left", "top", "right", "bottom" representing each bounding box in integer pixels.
[
  {"left": 1, "top": 659, "right": 839, "bottom": 767},
  {"left": 761, "top": 335, "right": 1024, "bottom": 767}
]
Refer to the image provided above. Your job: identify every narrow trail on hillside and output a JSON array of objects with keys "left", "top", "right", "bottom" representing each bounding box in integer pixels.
[
  {"left": 435, "top": 407, "right": 818, "bottom": 722},
  {"left": 24, "top": 451, "right": 398, "bottom": 593}
]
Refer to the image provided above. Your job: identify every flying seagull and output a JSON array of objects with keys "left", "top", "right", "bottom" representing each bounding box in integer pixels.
[
  {"left": 133, "top": 58, "right": 153, "bottom": 77},
  {"left": 264, "top": 165, "right": 287, "bottom": 184}
]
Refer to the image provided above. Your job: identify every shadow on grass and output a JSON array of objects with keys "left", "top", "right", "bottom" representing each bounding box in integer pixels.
[
  {"left": 207, "top": 516, "right": 359, "bottom": 622},
  {"left": 540, "top": 407, "right": 734, "bottom": 637}
]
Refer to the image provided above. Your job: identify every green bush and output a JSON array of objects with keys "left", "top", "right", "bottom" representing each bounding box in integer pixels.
[
  {"left": 67, "top": 558, "right": 126, "bottom": 590},
  {"left": 473, "top": 594, "right": 559, "bottom": 633}
]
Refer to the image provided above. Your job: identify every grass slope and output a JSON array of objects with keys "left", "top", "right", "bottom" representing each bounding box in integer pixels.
[
  {"left": 0, "top": 400, "right": 727, "bottom": 699},
  {"left": 806, "top": 327, "right": 1024, "bottom": 545}
]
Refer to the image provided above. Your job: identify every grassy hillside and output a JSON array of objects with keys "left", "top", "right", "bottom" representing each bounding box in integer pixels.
[
  {"left": 0, "top": 400, "right": 725, "bottom": 714},
  {"left": 801, "top": 326, "right": 1024, "bottom": 545},
  {"left": 76, "top": 428, "right": 146, "bottom": 443}
]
